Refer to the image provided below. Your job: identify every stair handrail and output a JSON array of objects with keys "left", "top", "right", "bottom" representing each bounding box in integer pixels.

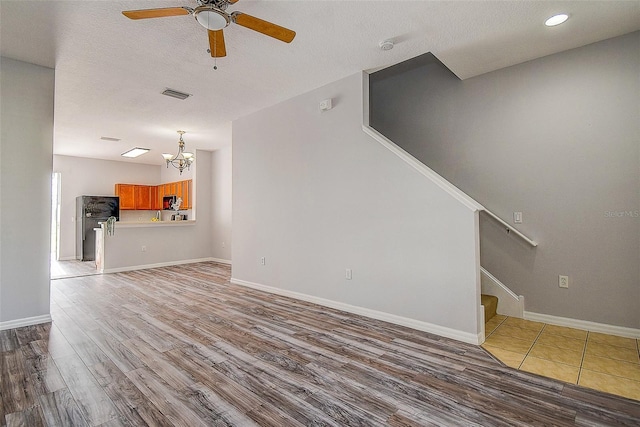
[{"left": 482, "top": 210, "right": 537, "bottom": 247}]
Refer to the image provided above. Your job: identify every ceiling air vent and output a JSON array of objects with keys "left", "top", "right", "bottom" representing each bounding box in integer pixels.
[
  {"left": 100, "top": 136, "right": 121, "bottom": 142},
  {"left": 161, "top": 88, "right": 191, "bottom": 100}
]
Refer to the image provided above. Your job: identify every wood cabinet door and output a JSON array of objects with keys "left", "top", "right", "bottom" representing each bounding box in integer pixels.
[
  {"left": 176, "top": 181, "right": 183, "bottom": 200},
  {"left": 115, "top": 184, "right": 135, "bottom": 210},
  {"left": 135, "top": 185, "right": 152, "bottom": 210},
  {"left": 151, "top": 186, "right": 159, "bottom": 210},
  {"left": 164, "top": 182, "right": 176, "bottom": 196},
  {"left": 157, "top": 185, "right": 164, "bottom": 210},
  {"left": 182, "top": 180, "right": 192, "bottom": 209}
]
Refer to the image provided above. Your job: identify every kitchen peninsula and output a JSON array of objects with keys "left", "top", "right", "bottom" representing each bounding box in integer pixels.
[{"left": 95, "top": 219, "right": 199, "bottom": 273}]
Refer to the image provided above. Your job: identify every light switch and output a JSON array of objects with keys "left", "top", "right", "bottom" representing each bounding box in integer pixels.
[{"left": 514, "top": 212, "right": 523, "bottom": 224}]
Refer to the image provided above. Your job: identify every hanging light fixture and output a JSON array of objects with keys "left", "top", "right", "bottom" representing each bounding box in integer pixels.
[{"left": 162, "top": 130, "right": 195, "bottom": 175}]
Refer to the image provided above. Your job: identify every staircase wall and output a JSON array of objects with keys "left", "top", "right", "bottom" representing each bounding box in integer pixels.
[
  {"left": 232, "top": 72, "right": 483, "bottom": 343},
  {"left": 369, "top": 32, "right": 640, "bottom": 329}
]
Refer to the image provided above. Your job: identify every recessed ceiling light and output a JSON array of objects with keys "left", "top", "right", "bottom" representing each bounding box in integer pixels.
[
  {"left": 545, "top": 13, "right": 569, "bottom": 27},
  {"left": 121, "top": 147, "right": 150, "bottom": 158}
]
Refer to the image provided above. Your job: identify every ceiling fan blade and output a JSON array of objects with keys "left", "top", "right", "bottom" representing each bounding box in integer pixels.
[
  {"left": 228, "top": 0, "right": 241, "bottom": 3},
  {"left": 208, "top": 30, "right": 227, "bottom": 57},
  {"left": 232, "top": 12, "right": 296, "bottom": 43},
  {"left": 122, "top": 7, "right": 190, "bottom": 20}
]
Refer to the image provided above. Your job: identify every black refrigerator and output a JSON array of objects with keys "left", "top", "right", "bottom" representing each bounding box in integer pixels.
[{"left": 76, "top": 196, "right": 119, "bottom": 261}]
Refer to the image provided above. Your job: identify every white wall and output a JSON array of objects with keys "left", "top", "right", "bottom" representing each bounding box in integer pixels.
[
  {"left": 0, "top": 57, "right": 54, "bottom": 327},
  {"left": 210, "top": 147, "right": 232, "bottom": 262},
  {"left": 232, "top": 73, "right": 481, "bottom": 342},
  {"left": 53, "top": 155, "right": 161, "bottom": 260}
]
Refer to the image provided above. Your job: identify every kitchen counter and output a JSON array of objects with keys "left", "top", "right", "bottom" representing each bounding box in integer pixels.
[{"left": 114, "top": 220, "right": 196, "bottom": 228}]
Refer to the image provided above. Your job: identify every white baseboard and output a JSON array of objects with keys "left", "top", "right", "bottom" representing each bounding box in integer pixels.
[
  {"left": 102, "top": 257, "right": 218, "bottom": 274},
  {"left": 210, "top": 257, "right": 231, "bottom": 265},
  {"left": 0, "top": 314, "right": 52, "bottom": 331},
  {"left": 231, "top": 277, "right": 482, "bottom": 345},
  {"left": 56, "top": 255, "right": 77, "bottom": 261},
  {"left": 524, "top": 311, "right": 640, "bottom": 339}
]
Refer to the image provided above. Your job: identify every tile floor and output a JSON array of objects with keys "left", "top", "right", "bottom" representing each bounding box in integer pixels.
[{"left": 482, "top": 315, "right": 640, "bottom": 401}]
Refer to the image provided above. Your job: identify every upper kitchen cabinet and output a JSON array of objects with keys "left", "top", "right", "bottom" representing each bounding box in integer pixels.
[
  {"left": 114, "top": 184, "right": 135, "bottom": 210},
  {"left": 181, "top": 180, "right": 192, "bottom": 209},
  {"left": 163, "top": 180, "right": 192, "bottom": 209},
  {"left": 115, "top": 180, "right": 192, "bottom": 211},
  {"left": 135, "top": 185, "right": 153, "bottom": 210},
  {"left": 152, "top": 186, "right": 161, "bottom": 211},
  {"left": 115, "top": 184, "right": 154, "bottom": 210},
  {"left": 164, "top": 182, "right": 177, "bottom": 196}
]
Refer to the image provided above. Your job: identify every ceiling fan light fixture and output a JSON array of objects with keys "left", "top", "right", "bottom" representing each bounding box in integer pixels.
[{"left": 195, "top": 6, "right": 230, "bottom": 30}]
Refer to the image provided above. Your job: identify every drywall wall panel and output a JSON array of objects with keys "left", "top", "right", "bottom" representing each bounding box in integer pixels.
[
  {"left": 0, "top": 57, "right": 54, "bottom": 325},
  {"left": 369, "top": 32, "right": 640, "bottom": 328},
  {"left": 211, "top": 147, "right": 232, "bottom": 262},
  {"left": 233, "top": 72, "right": 481, "bottom": 337}
]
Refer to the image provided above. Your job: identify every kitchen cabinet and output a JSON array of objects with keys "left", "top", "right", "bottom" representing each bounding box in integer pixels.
[
  {"left": 115, "top": 184, "right": 156, "bottom": 210},
  {"left": 164, "top": 182, "right": 177, "bottom": 196},
  {"left": 115, "top": 184, "right": 135, "bottom": 210},
  {"left": 135, "top": 185, "right": 153, "bottom": 210},
  {"left": 156, "top": 185, "right": 164, "bottom": 210},
  {"left": 181, "top": 180, "right": 192, "bottom": 209},
  {"left": 115, "top": 180, "right": 192, "bottom": 211}
]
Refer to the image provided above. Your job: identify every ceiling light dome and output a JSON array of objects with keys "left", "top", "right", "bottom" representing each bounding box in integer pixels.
[
  {"left": 545, "top": 13, "right": 569, "bottom": 27},
  {"left": 194, "top": 6, "right": 230, "bottom": 31}
]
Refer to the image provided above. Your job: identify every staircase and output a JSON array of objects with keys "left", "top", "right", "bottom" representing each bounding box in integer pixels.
[{"left": 481, "top": 294, "right": 498, "bottom": 323}]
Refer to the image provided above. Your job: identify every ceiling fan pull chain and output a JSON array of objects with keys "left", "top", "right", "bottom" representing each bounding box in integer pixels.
[{"left": 213, "top": 30, "right": 218, "bottom": 70}]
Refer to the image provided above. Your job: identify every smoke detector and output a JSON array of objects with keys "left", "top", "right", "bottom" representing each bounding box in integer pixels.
[{"left": 379, "top": 40, "right": 394, "bottom": 51}]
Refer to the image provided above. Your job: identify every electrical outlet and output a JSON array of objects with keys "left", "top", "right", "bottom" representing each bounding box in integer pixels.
[
  {"left": 260, "top": 257, "right": 266, "bottom": 266},
  {"left": 222, "top": 242, "right": 226, "bottom": 248},
  {"left": 345, "top": 268, "right": 352, "bottom": 280},
  {"left": 559, "top": 275, "right": 569, "bottom": 288},
  {"left": 141, "top": 246, "right": 147, "bottom": 252}
]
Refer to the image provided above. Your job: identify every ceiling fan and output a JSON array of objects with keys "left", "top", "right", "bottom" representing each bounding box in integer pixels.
[{"left": 122, "top": 0, "right": 296, "bottom": 58}]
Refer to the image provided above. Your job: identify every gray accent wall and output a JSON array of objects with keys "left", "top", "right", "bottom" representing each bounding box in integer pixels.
[
  {"left": 1, "top": 57, "right": 55, "bottom": 325},
  {"left": 369, "top": 32, "right": 640, "bottom": 329}
]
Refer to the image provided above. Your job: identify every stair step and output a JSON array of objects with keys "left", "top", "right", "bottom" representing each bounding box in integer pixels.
[{"left": 481, "top": 294, "right": 498, "bottom": 323}]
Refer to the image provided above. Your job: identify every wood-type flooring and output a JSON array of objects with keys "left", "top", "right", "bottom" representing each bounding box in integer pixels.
[{"left": 1, "top": 261, "right": 639, "bottom": 426}]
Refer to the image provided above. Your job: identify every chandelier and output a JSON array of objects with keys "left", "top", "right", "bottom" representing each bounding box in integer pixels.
[{"left": 162, "top": 131, "right": 195, "bottom": 175}]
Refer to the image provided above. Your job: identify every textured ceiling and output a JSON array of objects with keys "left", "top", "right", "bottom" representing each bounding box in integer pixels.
[{"left": 1, "top": 1, "right": 639, "bottom": 165}]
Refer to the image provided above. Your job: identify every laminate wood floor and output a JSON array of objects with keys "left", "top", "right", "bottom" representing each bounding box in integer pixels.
[
  {"left": 50, "top": 258, "right": 100, "bottom": 280},
  {"left": 2, "top": 262, "right": 639, "bottom": 426}
]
